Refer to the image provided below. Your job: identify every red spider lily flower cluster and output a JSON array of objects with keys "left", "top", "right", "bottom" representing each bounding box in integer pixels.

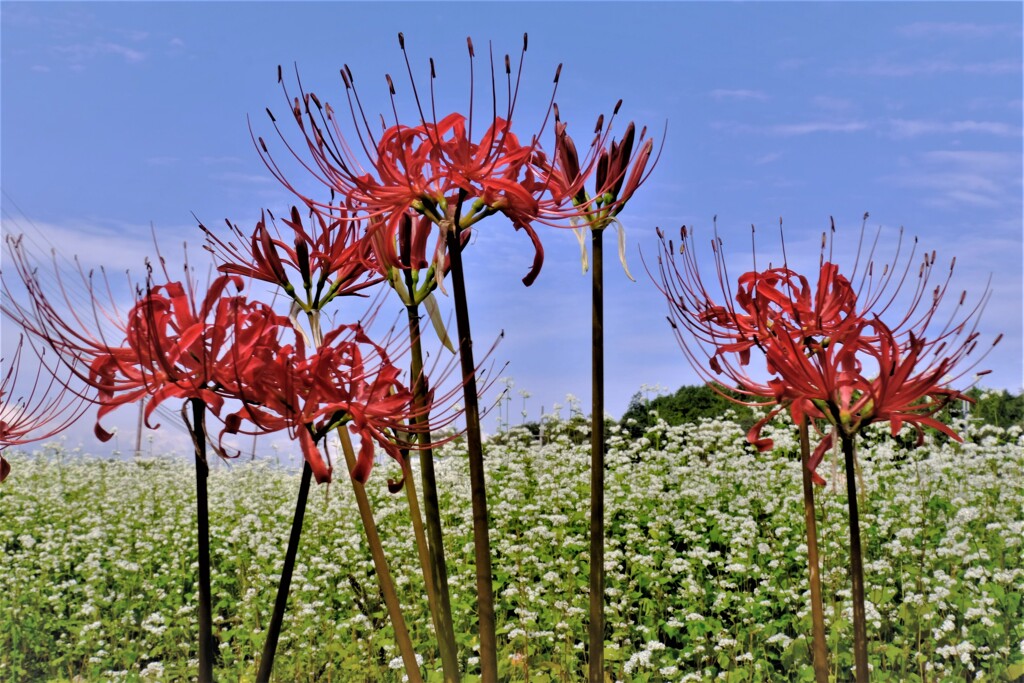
[
  {"left": 256, "top": 33, "right": 552, "bottom": 284},
  {"left": 537, "top": 102, "right": 660, "bottom": 230},
  {"left": 89, "top": 271, "right": 292, "bottom": 444},
  {"left": 202, "top": 205, "right": 382, "bottom": 311},
  {"left": 654, "top": 220, "right": 1000, "bottom": 484},
  {"left": 222, "top": 321, "right": 470, "bottom": 485},
  {"left": 2, "top": 237, "right": 299, "bottom": 453},
  {"left": 0, "top": 336, "right": 90, "bottom": 482}
]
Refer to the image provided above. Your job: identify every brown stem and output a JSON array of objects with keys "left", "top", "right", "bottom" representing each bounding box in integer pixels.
[
  {"left": 190, "top": 398, "right": 215, "bottom": 683},
  {"left": 444, "top": 224, "right": 498, "bottom": 683},
  {"left": 842, "top": 434, "right": 870, "bottom": 682},
  {"left": 405, "top": 300, "right": 461, "bottom": 682},
  {"left": 589, "top": 227, "right": 605, "bottom": 683},
  {"left": 799, "top": 420, "right": 829, "bottom": 683},
  {"left": 338, "top": 428, "right": 423, "bottom": 683}
]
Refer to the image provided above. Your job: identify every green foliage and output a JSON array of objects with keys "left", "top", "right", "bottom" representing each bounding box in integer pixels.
[
  {"left": 963, "top": 387, "right": 1024, "bottom": 429},
  {"left": 1, "top": 419, "right": 1022, "bottom": 681},
  {"left": 620, "top": 384, "right": 757, "bottom": 438}
]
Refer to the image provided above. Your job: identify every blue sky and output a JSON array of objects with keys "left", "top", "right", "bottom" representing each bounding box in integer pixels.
[{"left": 2, "top": 2, "right": 1022, "bottom": 457}]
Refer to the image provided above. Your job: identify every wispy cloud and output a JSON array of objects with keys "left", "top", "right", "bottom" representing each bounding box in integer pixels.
[
  {"left": 52, "top": 39, "right": 147, "bottom": 67},
  {"left": 835, "top": 59, "right": 1020, "bottom": 78},
  {"left": 0, "top": 218, "right": 175, "bottom": 275},
  {"left": 714, "top": 120, "right": 868, "bottom": 136},
  {"left": 888, "top": 119, "right": 1022, "bottom": 138},
  {"left": 211, "top": 172, "right": 275, "bottom": 185},
  {"left": 811, "top": 96, "right": 854, "bottom": 112},
  {"left": 200, "top": 156, "right": 242, "bottom": 166},
  {"left": 897, "top": 21, "right": 1020, "bottom": 40},
  {"left": 753, "top": 152, "right": 782, "bottom": 165},
  {"left": 885, "top": 150, "right": 1021, "bottom": 210},
  {"left": 709, "top": 89, "right": 769, "bottom": 102}
]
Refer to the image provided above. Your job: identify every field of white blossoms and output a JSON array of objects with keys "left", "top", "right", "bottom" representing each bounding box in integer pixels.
[{"left": 1, "top": 414, "right": 1022, "bottom": 682}]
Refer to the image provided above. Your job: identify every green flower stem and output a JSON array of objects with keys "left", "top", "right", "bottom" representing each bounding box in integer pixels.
[
  {"left": 189, "top": 398, "right": 215, "bottom": 683},
  {"left": 338, "top": 427, "right": 423, "bottom": 683},
  {"left": 404, "top": 297, "right": 461, "bottom": 683},
  {"left": 256, "top": 461, "right": 312, "bottom": 683},
  {"left": 842, "top": 434, "right": 869, "bottom": 683},
  {"left": 589, "top": 226, "right": 605, "bottom": 683},
  {"left": 799, "top": 420, "right": 829, "bottom": 683},
  {"left": 443, "top": 222, "right": 498, "bottom": 683}
]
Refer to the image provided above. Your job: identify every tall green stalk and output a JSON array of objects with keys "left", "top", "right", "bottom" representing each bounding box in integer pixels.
[
  {"left": 189, "top": 398, "right": 215, "bottom": 683},
  {"left": 588, "top": 227, "right": 605, "bottom": 683},
  {"left": 337, "top": 428, "right": 423, "bottom": 683},
  {"left": 798, "top": 420, "right": 829, "bottom": 683},
  {"left": 405, "top": 296, "right": 460, "bottom": 682},
  {"left": 444, "top": 223, "right": 498, "bottom": 683},
  {"left": 842, "top": 434, "right": 869, "bottom": 682}
]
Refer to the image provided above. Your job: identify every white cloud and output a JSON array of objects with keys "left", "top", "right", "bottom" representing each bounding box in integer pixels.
[
  {"left": 897, "top": 22, "right": 1020, "bottom": 40},
  {"left": 885, "top": 150, "right": 1021, "bottom": 210},
  {"left": 753, "top": 152, "right": 782, "bottom": 165},
  {"left": 99, "top": 41, "right": 145, "bottom": 63},
  {"left": 0, "top": 218, "right": 187, "bottom": 276},
  {"left": 709, "top": 89, "right": 769, "bottom": 102},
  {"left": 715, "top": 120, "right": 868, "bottom": 136},
  {"left": 52, "top": 39, "right": 147, "bottom": 67},
  {"left": 811, "top": 96, "right": 853, "bottom": 112},
  {"left": 888, "top": 119, "right": 1022, "bottom": 138},
  {"left": 836, "top": 59, "right": 1020, "bottom": 78},
  {"left": 201, "top": 156, "right": 241, "bottom": 165},
  {"left": 211, "top": 172, "right": 275, "bottom": 185}
]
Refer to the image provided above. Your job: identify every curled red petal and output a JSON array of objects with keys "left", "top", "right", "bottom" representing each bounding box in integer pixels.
[{"left": 349, "top": 427, "right": 375, "bottom": 483}]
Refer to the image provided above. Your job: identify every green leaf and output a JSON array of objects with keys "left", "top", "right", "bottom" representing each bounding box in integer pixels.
[{"left": 424, "top": 292, "right": 455, "bottom": 353}]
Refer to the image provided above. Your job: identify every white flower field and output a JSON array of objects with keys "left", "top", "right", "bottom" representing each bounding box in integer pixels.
[{"left": 1, "top": 414, "right": 1022, "bottom": 682}]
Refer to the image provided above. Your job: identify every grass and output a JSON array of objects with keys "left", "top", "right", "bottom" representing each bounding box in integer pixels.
[{"left": 1, "top": 414, "right": 1022, "bottom": 682}]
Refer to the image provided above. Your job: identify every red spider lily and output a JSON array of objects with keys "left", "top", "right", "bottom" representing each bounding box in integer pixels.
[
  {"left": 536, "top": 103, "right": 661, "bottom": 231},
  {"left": 89, "top": 272, "right": 293, "bottom": 443},
  {"left": 368, "top": 209, "right": 471, "bottom": 310},
  {"left": 770, "top": 318, "right": 999, "bottom": 480},
  {"left": 0, "top": 336, "right": 90, "bottom": 481},
  {"left": 256, "top": 33, "right": 561, "bottom": 286},
  {"left": 1, "top": 235, "right": 294, "bottom": 448},
  {"left": 652, "top": 222, "right": 999, "bottom": 477},
  {"left": 223, "top": 322, "right": 470, "bottom": 485},
  {"left": 202, "top": 205, "right": 382, "bottom": 311},
  {"left": 1, "top": 235, "right": 133, "bottom": 375}
]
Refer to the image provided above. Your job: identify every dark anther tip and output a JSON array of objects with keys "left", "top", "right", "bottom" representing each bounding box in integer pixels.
[
  {"left": 523, "top": 33, "right": 528, "bottom": 51},
  {"left": 505, "top": 54, "right": 511, "bottom": 74},
  {"left": 614, "top": 99, "right": 623, "bottom": 114},
  {"left": 430, "top": 57, "right": 436, "bottom": 78},
  {"left": 265, "top": 108, "right": 276, "bottom": 123},
  {"left": 386, "top": 73, "right": 396, "bottom": 95},
  {"left": 467, "top": 37, "right": 475, "bottom": 57},
  {"left": 398, "top": 32, "right": 405, "bottom": 49},
  {"left": 554, "top": 63, "right": 562, "bottom": 83},
  {"left": 277, "top": 65, "right": 282, "bottom": 83}
]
